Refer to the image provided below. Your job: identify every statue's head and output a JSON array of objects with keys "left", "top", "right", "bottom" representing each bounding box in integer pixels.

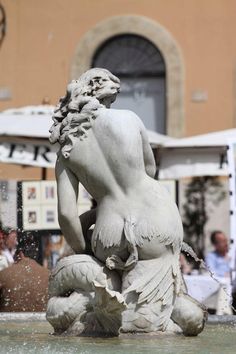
[
  {"left": 69, "top": 68, "right": 120, "bottom": 109},
  {"left": 49, "top": 68, "right": 120, "bottom": 156}
]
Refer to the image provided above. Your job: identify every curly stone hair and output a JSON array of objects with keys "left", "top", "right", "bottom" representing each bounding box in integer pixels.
[{"left": 49, "top": 68, "right": 120, "bottom": 158}]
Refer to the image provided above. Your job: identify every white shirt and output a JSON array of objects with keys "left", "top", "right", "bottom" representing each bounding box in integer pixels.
[
  {"left": 0, "top": 254, "right": 8, "bottom": 271},
  {"left": 2, "top": 249, "right": 15, "bottom": 265}
]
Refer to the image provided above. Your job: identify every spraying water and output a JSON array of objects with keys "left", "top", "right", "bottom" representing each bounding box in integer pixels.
[{"left": 181, "top": 241, "right": 235, "bottom": 313}]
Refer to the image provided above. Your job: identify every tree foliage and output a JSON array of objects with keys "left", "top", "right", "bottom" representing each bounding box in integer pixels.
[{"left": 182, "top": 176, "right": 226, "bottom": 261}]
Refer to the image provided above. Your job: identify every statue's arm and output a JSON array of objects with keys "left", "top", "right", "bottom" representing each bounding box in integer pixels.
[
  {"left": 79, "top": 209, "right": 96, "bottom": 236},
  {"left": 56, "top": 157, "right": 86, "bottom": 253},
  {"left": 140, "top": 125, "right": 156, "bottom": 178},
  {"left": 79, "top": 209, "right": 96, "bottom": 254}
]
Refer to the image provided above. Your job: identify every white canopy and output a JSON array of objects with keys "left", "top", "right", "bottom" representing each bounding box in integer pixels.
[
  {"left": 0, "top": 106, "right": 173, "bottom": 146},
  {"left": 158, "top": 146, "right": 228, "bottom": 179},
  {"left": 0, "top": 105, "right": 173, "bottom": 168},
  {"left": 0, "top": 106, "right": 235, "bottom": 179},
  {"left": 0, "top": 106, "right": 54, "bottom": 138},
  {"left": 164, "top": 129, "right": 236, "bottom": 148},
  {"left": 158, "top": 129, "right": 236, "bottom": 179},
  {"left": 147, "top": 130, "right": 178, "bottom": 146}
]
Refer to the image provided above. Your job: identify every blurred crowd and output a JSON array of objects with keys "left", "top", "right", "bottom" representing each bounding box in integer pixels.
[
  {"left": 0, "top": 227, "right": 18, "bottom": 270},
  {"left": 180, "top": 230, "right": 236, "bottom": 314},
  {"left": 180, "top": 230, "right": 231, "bottom": 277},
  {"left": 0, "top": 224, "right": 236, "bottom": 314},
  {"left": 0, "top": 227, "right": 49, "bottom": 312}
]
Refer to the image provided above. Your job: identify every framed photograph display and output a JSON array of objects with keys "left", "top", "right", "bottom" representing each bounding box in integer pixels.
[
  {"left": 21, "top": 181, "right": 92, "bottom": 230},
  {"left": 22, "top": 181, "right": 41, "bottom": 205},
  {"left": 23, "top": 206, "right": 41, "bottom": 230},
  {"left": 41, "top": 181, "right": 57, "bottom": 204},
  {"left": 21, "top": 181, "right": 59, "bottom": 231},
  {"left": 41, "top": 205, "right": 59, "bottom": 229}
]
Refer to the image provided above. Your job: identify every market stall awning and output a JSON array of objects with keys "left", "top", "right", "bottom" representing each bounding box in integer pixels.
[
  {"left": 164, "top": 129, "right": 236, "bottom": 148},
  {"left": 0, "top": 105, "right": 175, "bottom": 146},
  {"left": 158, "top": 146, "right": 228, "bottom": 179},
  {"left": 0, "top": 105, "right": 175, "bottom": 167},
  {"left": 0, "top": 106, "right": 54, "bottom": 138},
  {"left": 158, "top": 129, "right": 236, "bottom": 179},
  {"left": 0, "top": 106, "right": 235, "bottom": 178}
]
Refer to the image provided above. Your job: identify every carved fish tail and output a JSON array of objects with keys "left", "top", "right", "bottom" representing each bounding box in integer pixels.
[
  {"left": 123, "top": 218, "right": 139, "bottom": 269},
  {"left": 121, "top": 255, "right": 181, "bottom": 332}
]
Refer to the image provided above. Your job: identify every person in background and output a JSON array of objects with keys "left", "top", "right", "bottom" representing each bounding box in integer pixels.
[
  {"left": 180, "top": 253, "right": 192, "bottom": 275},
  {"left": 0, "top": 238, "right": 49, "bottom": 312},
  {"left": 0, "top": 228, "right": 8, "bottom": 271},
  {"left": 205, "top": 230, "right": 230, "bottom": 278},
  {"left": 2, "top": 228, "right": 18, "bottom": 265},
  {"left": 43, "top": 234, "right": 65, "bottom": 269}
]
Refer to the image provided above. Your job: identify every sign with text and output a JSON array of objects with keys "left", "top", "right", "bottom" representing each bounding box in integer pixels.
[{"left": 0, "top": 139, "right": 58, "bottom": 167}]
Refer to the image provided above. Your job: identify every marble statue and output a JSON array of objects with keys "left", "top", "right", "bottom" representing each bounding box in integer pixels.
[{"left": 46, "top": 68, "right": 207, "bottom": 336}]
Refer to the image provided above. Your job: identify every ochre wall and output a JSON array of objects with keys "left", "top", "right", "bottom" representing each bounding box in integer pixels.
[
  {"left": 0, "top": 163, "right": 55, "bottom": 181},
  {"left": 1, "top": 0, "right": 236, "bottom": 138}
]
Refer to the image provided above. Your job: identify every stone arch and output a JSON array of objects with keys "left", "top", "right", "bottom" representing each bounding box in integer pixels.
[{"left": 71, "top": 15, "right": 185, "bottom": 137}]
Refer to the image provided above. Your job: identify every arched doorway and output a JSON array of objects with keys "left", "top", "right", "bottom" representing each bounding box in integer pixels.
[
  {"left": 71, "top": 15, "right": 185, "bottom": 137},
  {"left": 92, "top": 34, "right": 166, "bottom": 134}
]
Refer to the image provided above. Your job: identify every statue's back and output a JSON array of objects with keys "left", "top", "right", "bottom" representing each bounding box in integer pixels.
[{"left": 66, "top": 108, "right": 149, "bottom": 199}]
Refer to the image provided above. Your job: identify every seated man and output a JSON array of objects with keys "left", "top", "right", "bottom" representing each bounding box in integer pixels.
[
  {"left": 205, "top": 230, "right": 232, "bottom": 314},
  {"left": 205, "top": 230, "right": 230, "bottom": 278},
  {"left": 0, "top": 240, "right": 49, "bottom": 312}
]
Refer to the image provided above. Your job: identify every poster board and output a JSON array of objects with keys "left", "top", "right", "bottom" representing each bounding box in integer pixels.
[
  {"left": 22, "top": 181, "right": 92, "bottom": 231},
  {"left": 22, "top": 181, "right": 59, "bottom": 230}
]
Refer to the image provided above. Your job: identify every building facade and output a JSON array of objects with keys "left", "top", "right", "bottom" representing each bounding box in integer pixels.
[
  {"left": 1, "top": 0, "right": 236, "bottom": 138},
  {"left": 0, "top": 1, "right": 234, "bottom": 251}
]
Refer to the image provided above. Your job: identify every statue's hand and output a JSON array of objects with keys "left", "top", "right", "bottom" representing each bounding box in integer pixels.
[
  {"left": 106, "top": 254, "right": 137, "bottom": 271},
  {"left": 106, "top": 255, "right": 125, "bottom": 270}
]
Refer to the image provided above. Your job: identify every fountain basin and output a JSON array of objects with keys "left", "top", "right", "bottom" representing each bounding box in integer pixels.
[{"left": 0, "top": 313, "right": 235, "bottom": 354}]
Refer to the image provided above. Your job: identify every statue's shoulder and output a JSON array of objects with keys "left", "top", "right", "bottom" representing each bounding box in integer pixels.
[{"left": 101, "top": 108, "right": 141, "bottom": 125}]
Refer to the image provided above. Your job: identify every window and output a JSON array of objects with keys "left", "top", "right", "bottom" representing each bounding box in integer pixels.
[{"left": 92, "top": 34, "right": 166, "bottom": 134}]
